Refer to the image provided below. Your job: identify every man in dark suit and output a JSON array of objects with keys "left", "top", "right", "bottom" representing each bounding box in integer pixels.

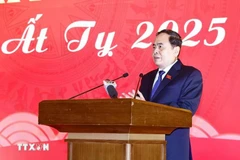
[{"left": 123, "top": 29, "right": 203, "bottom": 160}]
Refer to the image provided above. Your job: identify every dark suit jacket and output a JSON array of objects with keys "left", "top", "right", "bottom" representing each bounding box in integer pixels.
[{"left": 139, "top": 60, "right": 203, "bottom": 160}]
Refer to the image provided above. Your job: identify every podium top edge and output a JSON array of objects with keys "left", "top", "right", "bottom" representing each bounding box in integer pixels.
[
  {"left": 39, "top": 98, "right": 139, "bottom": 103},
  {"left": 39, "top": 98, "right": 191, "bottom": 113}
]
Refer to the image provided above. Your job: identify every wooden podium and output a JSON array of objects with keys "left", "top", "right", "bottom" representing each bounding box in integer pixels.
[{"left": 38, "top": 99, "right": 192, "bottom": 160}]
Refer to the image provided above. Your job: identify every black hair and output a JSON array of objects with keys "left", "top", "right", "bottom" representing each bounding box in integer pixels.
[{"left": 156, "top": 29, "right": 182, "bottom": 49}]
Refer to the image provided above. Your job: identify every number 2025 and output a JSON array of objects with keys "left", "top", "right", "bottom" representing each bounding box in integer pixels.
[{"left": 131, "top": 17, "right": 227, "bottom": 49}]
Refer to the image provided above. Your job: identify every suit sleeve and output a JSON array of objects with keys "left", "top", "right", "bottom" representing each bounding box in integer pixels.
[{"left": 169, "top": 69, "right": 203, "bottom": 115}]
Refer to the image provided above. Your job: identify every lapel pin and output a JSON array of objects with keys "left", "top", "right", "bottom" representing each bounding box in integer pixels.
[{"left": 166, "top": 74, "right": 172, "bottom": 80}]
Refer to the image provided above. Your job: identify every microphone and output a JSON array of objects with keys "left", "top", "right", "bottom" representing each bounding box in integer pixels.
[
  {"left": 133, "top": 73, "right": 144, "bottom": 99},
  {"left": 68, "top": 73, "right": 128, "bottom": 100},
  {"left": 107, "top": 85, "right": 118, "bottom": 98},
  {"left": 103, "top": 80, "right": 118, "bottom": 98},
  {"left": 113, "top": 72, "right": 128, "bottom": 81}
]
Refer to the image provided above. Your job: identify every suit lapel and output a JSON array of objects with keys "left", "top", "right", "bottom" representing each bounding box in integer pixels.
[{"left": 151, "top": 60, "right": 182, "bottom": 100}]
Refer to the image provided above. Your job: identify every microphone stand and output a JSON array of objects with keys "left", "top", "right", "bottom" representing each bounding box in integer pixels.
[
  {"left": 133, "top": 73, "right": 143, "bottom": 99},
  {"left": 68, "top": 84, "right": 103, "bottom": 100},
  {"left": 68, "top": 73, "right": 128, "bottom": 100}
]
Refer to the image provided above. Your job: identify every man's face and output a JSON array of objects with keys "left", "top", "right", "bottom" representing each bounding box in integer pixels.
[{"left": 152, "top": 33, "right": 179, "bottom": 69}]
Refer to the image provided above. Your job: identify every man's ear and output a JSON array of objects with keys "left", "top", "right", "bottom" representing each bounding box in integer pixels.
[{"left": 174, "top": 46, "right": 180, "bottom": 56}]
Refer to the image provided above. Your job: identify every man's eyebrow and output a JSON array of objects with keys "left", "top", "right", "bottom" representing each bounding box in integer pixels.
[{"left": 153, "top": 43, "right": 163, "bottom": 46}]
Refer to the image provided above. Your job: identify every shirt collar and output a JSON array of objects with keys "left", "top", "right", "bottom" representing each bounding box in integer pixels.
[{"left": 158, "top": 59, "right": 178, "bottom": 74}]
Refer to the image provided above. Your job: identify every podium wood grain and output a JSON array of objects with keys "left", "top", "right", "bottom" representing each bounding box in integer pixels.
[{"left": 39, "top": 99, "right": 191, "bottom": 160}]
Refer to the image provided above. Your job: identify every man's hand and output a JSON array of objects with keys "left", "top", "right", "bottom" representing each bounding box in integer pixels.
[{"left": 120, "top": 89, "right": 145, "bottom": 101}]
